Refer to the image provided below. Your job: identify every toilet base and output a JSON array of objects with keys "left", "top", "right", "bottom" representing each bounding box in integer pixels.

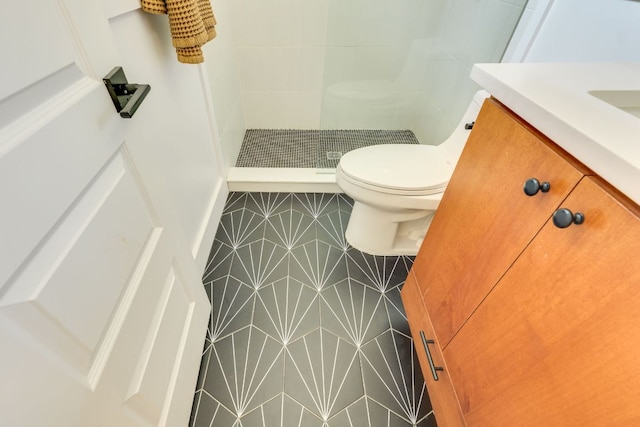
[{"left": 345, "top": 202, "right": 435, "bottom": 256}]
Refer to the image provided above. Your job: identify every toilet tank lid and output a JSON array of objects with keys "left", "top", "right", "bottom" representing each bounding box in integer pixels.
[{"left": 338, "top": 144, "right": 451, "bottom": 194}]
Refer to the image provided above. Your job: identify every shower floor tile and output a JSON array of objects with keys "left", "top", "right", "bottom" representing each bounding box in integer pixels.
[
  {"left": 235, "top": 130, "right": 419, "bottom": 169},
  {"left": 190, "top": 192, "right": 437, "bottom": 427}
]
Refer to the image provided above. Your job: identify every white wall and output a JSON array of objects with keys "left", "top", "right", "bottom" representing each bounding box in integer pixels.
[
  {"left": 413, "top": 0, "right": 526, "bottom": 144},
  {"left": 202, "top": 0, "right": 246, "bottom": 172},
  {"left": 223, "top": 0, "right": 524, "bottom": 146},
  {"left": 228, "top": 0, "right": 330, "bottom": 129},
  {"left": 516, "top": 0, "right": 640, "bottom": 62},
  {"left": 111, "top": 10, "right": 228, "bottom": 270}
]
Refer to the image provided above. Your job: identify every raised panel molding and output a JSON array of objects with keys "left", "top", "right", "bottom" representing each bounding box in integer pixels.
[
  {"left": 124, "top": 264, "right": 194, "bottom": 425},
  {"left": 0, "top": 152, "right": 157, "bottom": 379},
  {"left": 0, "top": 84, "right": 121, "bottom": 290},
  {"left": 0, "top": 2, "right": 75, "bottom": 100}
]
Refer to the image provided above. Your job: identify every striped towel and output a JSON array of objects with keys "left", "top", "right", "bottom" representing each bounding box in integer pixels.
[{"left": 141, "top": 0, "right": 216, "bottom": 64}]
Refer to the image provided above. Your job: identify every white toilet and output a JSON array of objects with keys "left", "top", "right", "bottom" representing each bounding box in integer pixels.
[{"left": 336, "top": 90, "right": 490, "bottom": 256}]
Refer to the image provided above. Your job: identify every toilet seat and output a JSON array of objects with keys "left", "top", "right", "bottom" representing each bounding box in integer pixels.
[{"left": 337, "top": 144, "right": 451, "bottom": 196}]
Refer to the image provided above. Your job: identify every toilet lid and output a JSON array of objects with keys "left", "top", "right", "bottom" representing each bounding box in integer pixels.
[{"left": 338, "top": 144, "right": 451, "bottom": 195}]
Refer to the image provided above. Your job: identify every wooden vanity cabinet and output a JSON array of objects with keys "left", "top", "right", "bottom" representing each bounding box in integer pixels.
[
  {"left": 411, "top": 98, "right": 589, "bottom": 348},
  {"left": 402, "top": 271, "right": 465, "bottom": 427},
  {"left": 445, "top": 176, "right": 640, "bottom": 426},
  {"left": 402, "top": 98, "right": 640, "bottom": 426}
]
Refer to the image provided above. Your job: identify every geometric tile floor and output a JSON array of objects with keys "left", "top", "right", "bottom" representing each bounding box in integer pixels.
[{"left": 189, "top": 192, "right": 437, "bottom": 426}]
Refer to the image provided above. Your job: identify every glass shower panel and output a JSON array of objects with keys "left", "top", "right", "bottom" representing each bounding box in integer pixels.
[{"left": 319, "top": 0, "right": 528, "bottom": 146}]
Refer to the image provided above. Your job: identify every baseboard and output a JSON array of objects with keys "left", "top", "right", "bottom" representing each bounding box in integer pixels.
[{"left": 192, "top": 176, "right": 229, "bottom": 274}]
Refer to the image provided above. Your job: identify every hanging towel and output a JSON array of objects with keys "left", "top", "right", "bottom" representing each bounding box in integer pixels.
[{"left": 141, "top": 0, "right": 217, "bottom": 64}]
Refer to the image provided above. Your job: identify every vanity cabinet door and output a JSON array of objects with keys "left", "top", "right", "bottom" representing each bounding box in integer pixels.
[
  {"left": 444, "top": 177, "right": 640, "bottom": 426},
  {"left": 401, "top": 271, "right": 465, "bottom": 427},
  {"left": 412, "top": 99, "right": 587, "bottom": 347}
]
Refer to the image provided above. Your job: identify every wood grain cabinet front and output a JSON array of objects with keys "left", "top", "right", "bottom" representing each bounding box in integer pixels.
[
  {"left": 402, "top": 97, "right": 640, "bottom": 426},
  {"left": 445, "top": 176, "right": 640, "bottom": 426},
  {"left": 401, "top": 271, "right": 465, "bottom": 427},
  {"left": 411, "top": 98, "right": 589, "bottom": 348}
]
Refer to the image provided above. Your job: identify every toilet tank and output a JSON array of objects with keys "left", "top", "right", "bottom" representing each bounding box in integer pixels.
[{"left": 440, "top": 90, "right": 491, "bottom": 168}]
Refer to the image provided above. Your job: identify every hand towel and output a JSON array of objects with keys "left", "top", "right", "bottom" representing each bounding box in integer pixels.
[{"left": 141, "top": 0, "right": 217, "bottom": 64}]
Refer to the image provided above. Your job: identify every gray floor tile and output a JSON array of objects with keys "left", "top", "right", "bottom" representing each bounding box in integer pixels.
[
  {"left": 241, "top": 393, "right": 325, "bottom": 427},
  {"left": 288, "top": 240, "right": 348, "bottom": 291},
  {"left": 253, "top": 276, "right": 320, "bottom": 344},
  {"left": 328, "top": 396, "right": 419, "bottom": 427},
  {"left": 215, "top": 208, "right": 267, "bottom": 250},
  {"left": 316, "top": 208, "right": 352, "bottom": 250},
  {"left": 205, "top": 326, "right": 285, "bottom": 417},
  {"left": 232, "top": 241, "right": 289, "bottom": 290},
  {"left": 190, "top": 390, "right": 237, "bottom": 427},
  {"left": 360, "top": 330, "right": 432, "bottom": 425},
  {"left": 264, "top": 209, "right": 317, "bottom": 250},
  {"left": 209, "top": 276, "right": 255, "bottom": 342},
  {"left": 284, "top": 328, "right": 364, "bottom": 421},
  {"left": 244, "top": 192, "right": 296, "bottom": 219},
  {"left": 384, "top": 286, "right": 411, "bottom": 336},
  {"left": 191, "top": 191, "right": 435, "bottom": 427},
  {"left": 320, "top": 278, "right": 389, "bottom": 347},
  {"left": 345, "top": 251, "right": 414, "bottom": 293}
]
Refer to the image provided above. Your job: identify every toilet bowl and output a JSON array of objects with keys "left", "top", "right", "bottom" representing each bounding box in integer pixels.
[{"left": 336, "top": 90, "right": 490, "bottom": 256}]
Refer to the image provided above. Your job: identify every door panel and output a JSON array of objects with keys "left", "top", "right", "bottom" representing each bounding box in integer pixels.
[
  {"left": 0, "top": 2, "right": 75, "bottom": 100},
  {"left": 0, "top": 0, "right": 210, "bottom": 425},
  {"left": 0, "top": 79, "right": 119, "bottom": 289},
  {"left": 125, "top": 267, "right": 193, "bottom": 424},
  {"left": 2, "top": 151, "right": 154, "bottom": 374}
]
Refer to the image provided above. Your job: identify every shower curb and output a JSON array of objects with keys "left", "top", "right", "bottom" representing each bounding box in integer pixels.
[{"left": 227, "top": 167, "right": 342, "bottom": 193}]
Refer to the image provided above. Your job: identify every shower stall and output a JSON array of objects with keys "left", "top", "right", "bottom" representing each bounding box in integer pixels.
[{"left": 202, "top": 0, "right": 529, "bottom": 186}]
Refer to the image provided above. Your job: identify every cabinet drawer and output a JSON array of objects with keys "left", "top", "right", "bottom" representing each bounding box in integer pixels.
[{"left": 401, "top": 271, "right": 465, "bottom": 427}]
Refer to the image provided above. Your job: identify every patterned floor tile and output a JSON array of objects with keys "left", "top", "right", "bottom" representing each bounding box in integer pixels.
[
  {"left": 288, "top": 240, "right": 348, "bottom": 291},
  {"left": 190, "top": 390, "right": 238, "bottom": 426},
  {"left": 264, "top": 209, "right": 317, "bottom": 250},
  {"left": 243, "top": 193, "right": 295, "bottom": 219},
  {"left": 240, "top": 394, "right": 324, "bottom": 427},
  {"left": 191, "top": 192, "right": 436, "bottom": 427},
  {"left": 232, "top": 240, "right": 289, "bottom": 290},
  {"left": 328, "top": 396, "right": 425, "bottom": 427},
  {"left": 360, "top": 329, "right": 431, "bottom": 425},
  {"left": 205, "top": 326, "right": 285, "bottom": 417},
  {"left": 320, "top": 278, "right": 389, "bottom": 347},
  {"left": 316, "top": 208, "right": 352, "bottom": 250},
  {"left": 284, "top": 328, "right": 364, "bottom": 421},
  {"left": 253, "top": 276, "right": 320, "bottom": 345},
  {"left": 206, "top": 275, "right": 255, "bottom": 342},
  {"left": 345, "top": 251, "right": 414, "bottom": 293}
]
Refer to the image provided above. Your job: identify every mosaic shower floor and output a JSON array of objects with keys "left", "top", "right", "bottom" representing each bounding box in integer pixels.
[
  {"left": 189, "top": 192, "right": 436, "bottom": 426},
  {"left": 235, "top": 130, "right": 419, "bottom": 169}
]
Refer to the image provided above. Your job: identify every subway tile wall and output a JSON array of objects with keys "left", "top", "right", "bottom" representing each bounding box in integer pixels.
[{"left": 203, "top": 0, "right": 529, "bottom": 168}]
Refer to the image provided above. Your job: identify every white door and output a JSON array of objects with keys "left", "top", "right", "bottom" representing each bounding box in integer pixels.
[{"left": 0, "top": 1, "right": 210, "bottom": 426}]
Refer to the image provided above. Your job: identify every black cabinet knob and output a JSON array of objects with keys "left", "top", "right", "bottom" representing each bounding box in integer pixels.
[
  {"left": 523, "top": 178, "right": 551, "bottom": 196},
  {"left": 553, "top": 208, "right": 585, "bottom": 228}
]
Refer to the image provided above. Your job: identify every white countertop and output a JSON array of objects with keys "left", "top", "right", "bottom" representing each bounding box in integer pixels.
[{"left": 471, "top": 62, "right": 640, "bottom": 205}]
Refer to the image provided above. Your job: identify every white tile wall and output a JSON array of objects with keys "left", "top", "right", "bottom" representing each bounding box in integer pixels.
[
  {"left": 210, "top": 0, "right": 526, "bottom": 145},
  {"left": 203, "top": 0, "right": 246, "bottom": 169}
]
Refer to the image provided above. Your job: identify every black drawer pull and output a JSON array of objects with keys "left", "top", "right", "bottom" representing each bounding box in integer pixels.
[{"left": 420, "top": 331, "right": 444, "bottom": 381}]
